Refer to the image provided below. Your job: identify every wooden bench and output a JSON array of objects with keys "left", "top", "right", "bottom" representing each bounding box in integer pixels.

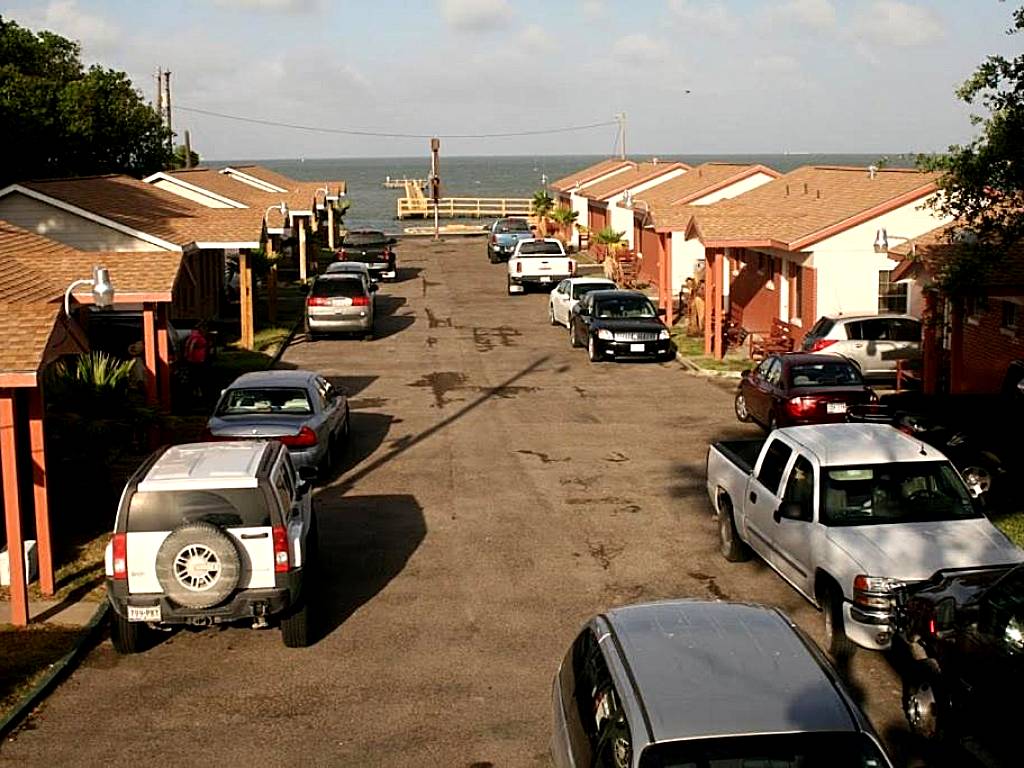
[
  {"left": 725, "top": 303, "right": 749, "bottom": 351},
  {"left": 615, "top": 249, "right": 639, "bottom": 287},
  {"left": 896, "top": 358, "right": 922, "bottom": 391},
  {"left": 750, "top": 318, "right": 797, "bottom": 360}
]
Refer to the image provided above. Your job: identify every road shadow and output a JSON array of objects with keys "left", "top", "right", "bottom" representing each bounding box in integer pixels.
[
  {"left": 371, "top": 311, "right": 415, "bottom": 340},
  {"left": 319, "top": 412, "right": 394, "bottom": 485},
  {"left": 311, "top": 494, "right": 426, "bottom": 641},
  {"left": 391, "top": 266, "right": 423, "bottom": 283},
  {"left": 326, "top": 375, "right": 377, "bottom": 398},
  {"left": 374, "top": 295, "right": 408, "bottom": 317}
]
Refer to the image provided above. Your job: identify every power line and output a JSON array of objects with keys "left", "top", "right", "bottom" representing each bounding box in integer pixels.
[{"left": 173, "top": 104, "right": 618, "bottom": 139}]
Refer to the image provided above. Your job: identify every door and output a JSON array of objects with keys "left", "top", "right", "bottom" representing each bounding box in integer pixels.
[
  {"left": 553, "top": 280, "right": 571, "bottom": 325},
  {"left": 746, "top": 357, "right": 779, "bottom": 426},
  {"left": 573, "top": 297, "right": 594, "bottom": 345},
  {"left": 770, "top": 453, "right": 816, "bottom": 595},
  {"left": 743, "top": 439, "right": 793, "bottom": 561}
]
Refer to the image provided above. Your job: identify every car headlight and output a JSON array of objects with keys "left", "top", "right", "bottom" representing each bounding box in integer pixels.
[
  {"left": 853, "top": 575, "right": 904, "bottom": 610},
  {"left": 659, "top": 329, "right": 670, "bottom": 340},
  {"left": 597, "top": 329, "right": 614, "bottom": 340}
]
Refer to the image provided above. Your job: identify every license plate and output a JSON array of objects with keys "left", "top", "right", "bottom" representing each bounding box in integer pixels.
[
  {"left": 127, "top": 604, "right": 161, "bottom": 622},
  {"left": 826, "top": 402, "right": 847, "bottom": 414},
  {"left": 330, "top": 298, "right": 352, "bottom": 307},
  {"left": 539, "top": 276, "right": 551, "bottom": 283},
  {"left": 630, "top": 343, "right": 645, "bottom": 352}
]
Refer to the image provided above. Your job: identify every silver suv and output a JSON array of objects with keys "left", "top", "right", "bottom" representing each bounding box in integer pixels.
[
  {"left": 802, "top": 313, "right": 921, "bottom": 380},
  {"left": 550, "top": 600, "right": 893, "bottom": 768},
  {"left": 105, "top": 441, "right": 317, "bottom": 653}
]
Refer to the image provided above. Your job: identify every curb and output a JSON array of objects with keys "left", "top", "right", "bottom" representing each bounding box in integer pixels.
[
  {"left": 268, "top": 312, "right": 306, "bottom": 369},
  {"left": 675, "top": 351, "right": 744, "bottom": 380},
  {"left": 0, "top": 602, "right": 109, "bottom": 741}
]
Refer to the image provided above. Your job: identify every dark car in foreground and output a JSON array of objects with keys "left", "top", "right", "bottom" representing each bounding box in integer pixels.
[
  {"left": 204, "top": 370, "right": 350, "bottom": 476},
  {"left": 551, "top": 600, "right": 894, "bottom": 768},
  {"left": 735, "top": 353, "right": 876, "bottom": 430},
  {"left": 895, "top": 563, "right": 1024, "bottom": 744},
  {"left": 336, "top": 229, "right": 397, "bottom": 281},
  {"left": 568, "top": 290, "right": 672, "bottom": 363}
]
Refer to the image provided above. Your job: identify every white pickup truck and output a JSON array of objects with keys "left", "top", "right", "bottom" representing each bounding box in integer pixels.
[
  {"left": 507, "top": 238, "right": 575, "bottom": 295},
  {"left": 706, "top": 422, "right": 1024, "bottom": 658}
]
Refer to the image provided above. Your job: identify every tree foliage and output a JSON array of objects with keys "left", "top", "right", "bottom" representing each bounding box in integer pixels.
[
  {"left": 0, "top": 16, "right": 172, "bottom": 186},
  {"left": 169, "top": 143, "right": 201, "bottom": 170},
  {"left": 919, "top": 3, "right": 1023, "bottom": 294}
]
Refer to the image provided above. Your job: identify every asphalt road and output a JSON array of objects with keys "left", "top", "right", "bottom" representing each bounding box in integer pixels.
[{"left": 0, "top": 236, "right": 978, "bottom": 766}]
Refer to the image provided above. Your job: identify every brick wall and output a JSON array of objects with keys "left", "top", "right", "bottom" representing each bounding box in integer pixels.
[
  {"left": 728, "top": 249, "right": 778, "bottom": 334},
  {"left": 962, "top": 301, "right": 1024, "bottom": 393}
]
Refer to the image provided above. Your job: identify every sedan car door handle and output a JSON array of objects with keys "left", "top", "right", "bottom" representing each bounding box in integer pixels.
[
  {"left": 749, "top": 491, "right": 757, "bottom": 504},
  {"left": 240, "top": 532, "right": 268, "bottom": 539}
]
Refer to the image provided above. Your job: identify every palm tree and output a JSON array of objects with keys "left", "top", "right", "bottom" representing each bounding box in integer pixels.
[
  {"left": 593, "top": 226, "right": 627, "bottom": 280},
  {"left": 548, "top": 205, "right": 579, "bottom": 246},
  {"left": 530, "top": 190, "right": 554, "bottom": 236}
]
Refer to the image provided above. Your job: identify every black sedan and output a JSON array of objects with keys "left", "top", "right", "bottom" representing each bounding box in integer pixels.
[
  {"left": 735, "top": 353, "right": 876, "bottom": 430},
  {"left": 568, "top": 290, "right": 673, "bottom": 363}
]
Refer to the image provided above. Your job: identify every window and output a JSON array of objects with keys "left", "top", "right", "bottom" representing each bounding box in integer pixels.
[
  {"left": 878, "top": 270, "right": 908, "bottom": 314},
  {"left": 127, "top": 489, "right": 272, "bottom": 531},
  {"left": 569, "top": 629, "right": 633, "bottom": 768},
  {"left": 216, "top": 388, "right": 312, "bottom": 416},
  {"left": 790, "top": 264, "right": 803, "bottom": 321},
  {"left": 789, "top": 361, "right": 862, "bottom": 387},
  {"left": 765, "top": 358, "right": 783, "bottom": 387},
  {"left": 1001, "top": 301, "right": 1019, "bottom": 331},
  {"left": 757, "top": 440, "right": 794, "bottom": 495},
  {"left": 966, "top": 295, "right": 989, "bottom": 320},
  {"left": 782, "top": 456, "right": 815, "bottom": 521},
  {"left": 273, "top": 466, "right": 294, "bottom": 515}
]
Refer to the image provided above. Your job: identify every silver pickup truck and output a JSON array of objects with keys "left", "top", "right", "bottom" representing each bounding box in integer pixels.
[{"left": 705, "top": 422, "right": 1023, "bottom": 658}]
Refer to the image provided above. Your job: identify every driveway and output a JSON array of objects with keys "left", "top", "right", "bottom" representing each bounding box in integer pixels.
[{"left": 0, "top": 236, "right": 968, "bottom": 766}]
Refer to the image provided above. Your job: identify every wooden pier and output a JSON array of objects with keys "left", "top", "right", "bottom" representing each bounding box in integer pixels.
[
  {"left": 383, "top": 176, "right": 427, "bottom": 189},
  {"left": 396, "top": 192, "right": 532, "bottom": 220}
]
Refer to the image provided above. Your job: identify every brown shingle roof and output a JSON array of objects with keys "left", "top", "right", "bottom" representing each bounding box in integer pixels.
[
  {"left": 637, "top": 163, "right": 780, "bottom": 210},
  {"left": 550, "top": 159, "right": 634, "bottom": 193},
  {"left": 0, "top": 302, "right": 63, "bottom": 378},
  {"left": 684, "top": 166, "right": 940, "bottom": 250},
  {"left": 580, "top": 161, "right": 691, "bottom": 201},
  {"left": 220, "top": 165, "right": 346, "bottom": 201}
]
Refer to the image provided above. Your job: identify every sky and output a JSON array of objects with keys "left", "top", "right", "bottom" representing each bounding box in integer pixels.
[{"left": 4, "top": 0, "right": 1021, "bottom": 159}]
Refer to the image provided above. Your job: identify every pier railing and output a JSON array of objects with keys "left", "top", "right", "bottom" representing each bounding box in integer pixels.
[{"left": 397, "top": 196, "right": 532, "bottom": 219}]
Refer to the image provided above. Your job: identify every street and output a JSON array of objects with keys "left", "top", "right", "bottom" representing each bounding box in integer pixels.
[{"left": 3, "top": 236, "right": 929, "bottom": 766}]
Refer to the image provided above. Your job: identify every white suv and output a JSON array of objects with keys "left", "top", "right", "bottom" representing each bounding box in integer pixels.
[
  {"left": 507, "top": 238, "right": 575, "bottom": 295},
  {"left": 105, "top": 440, "right": 317, "bottom": 652},
  {"left": 801, "top": 313, "right": 921, "bottom": 380}
]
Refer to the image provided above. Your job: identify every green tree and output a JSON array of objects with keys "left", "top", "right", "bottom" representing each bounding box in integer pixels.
[
  {"left": 530, "top": 189, "right": 554, "bottom": 236},
  {"left": 919, "top": 3, "right": 1023, "bottom": 293},
  {"left": 170, "top": 143, "right": 201, "bottom": 169},
  {"left": 548, "top": 205, "right": 578, "bottom": 245},
  {"left": 0, "top": 16, "right": 172, "bottom": 186}
]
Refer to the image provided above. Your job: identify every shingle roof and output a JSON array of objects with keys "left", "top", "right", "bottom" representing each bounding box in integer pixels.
[
  {"left": 581, "top": 161, "right": 691, "bottom": 201},
  {"left": 637, "top": 163, "right": 780, "bottom": 210},
  {"left": 0, "top": 302, "right": 64, "bottom": 378},
  {"left": 550, "top": 159, "right": 634, "bottom": 193},
  {"left": 684, "top": 166, "right": 940, "bottom": 250},
  {"left": 220, "top": 165, "right": 346, "bottom": 202}
]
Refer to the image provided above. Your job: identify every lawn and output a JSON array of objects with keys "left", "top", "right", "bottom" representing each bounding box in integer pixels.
[
  {"left": 0, "top": 624, "right": 85, "bottom": 716},
  {"left": 993, "top": 512, "right": 1024, "bottom": 549},
  {"left": 672, "top": 328, "right": 752, "bottom": 373}
]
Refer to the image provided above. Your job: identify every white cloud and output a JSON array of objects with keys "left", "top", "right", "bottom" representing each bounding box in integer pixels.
[
  {"left": 519, "top": 24, "right": 555, "bottom": 54},
  {"left": 753, "top": 54, "right": 800, "bottom": 74},
  {"left": 770, "top": 0, "right": 836, "bottom": 30},
  {"left": 212, "top": 0, "right": 319, "bottom": 11},
  {"left": 667, "top": 0, "right": 739, "bottom": 36},
  {"left": 6, "top": 0, "right": 119, "bottom": 54},
  {"left": 580, "top": 0, "right": 608, "bottom": 21},
  {"left": 851, "top": 1, "right": 945, "bottom": 47},
  {"left": 612, "top": 33, "right": 671, "bottom": 65},
  {"left": 439, "top": 0, "right": 512, "bottom": 31}
]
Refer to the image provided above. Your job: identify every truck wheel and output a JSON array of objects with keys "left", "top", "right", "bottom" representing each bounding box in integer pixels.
[
  {"left": 569, "top": 322, "right": 581, "bottom": 348},
  {"left": 549, "top": 304, "right": 558, "bottom": 326},
  {"left": 155, "top": 522, "right": 241, "bottom": 609},
  {"left": 718, "top": 498, "right": 750, "bottom": 562},
  {"left": 588, "top": 336, "right": 602, "bottom": 363},
  {"left": 110, "top": 611, "right": 147, "bottom": 655},
  {"left": 506, "top": 277, "right": 515, "bottom": 296},
  {"left": 280, "top": 597, "right": 310, "bottom": 648},
  {"left": 820, "top": 583, "right": 857, "bottom": 661},
  {"left": 734, "top": 392, "right": 751, "bottom": 423},
  {"left": 903, "top": 659, "right": 948, "bottom": 740}
]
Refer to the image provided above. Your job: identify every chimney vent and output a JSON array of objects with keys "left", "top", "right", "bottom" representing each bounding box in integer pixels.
[
  {"left": 803, "top": 183, "right": 809, "bottom": 194},
  {"left": 816, "top": 189, "right": 821, "bottom": 199},
  {"left": 785, "top": 184, "right": 790, "bottom": 196},
  {"left": 868, "top": 165, "right": 878, "bottom": 180}
]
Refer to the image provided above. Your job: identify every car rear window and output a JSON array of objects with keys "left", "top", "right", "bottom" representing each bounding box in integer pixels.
[
  {"left": 573, "top": 283, "right": 612, "bottom": 299},
  {"left": 789, "top": 361, "right": 862, "bottom": 387},
  {"left": 498, "top": 219, "right": 531, "bottom": 233},
  {"left": 345, "top": 232, "right": 387, "bottom": 246},
  {"left": 807, "top": 317, "right": 835, "bottom": 338},
  {"left": 518, "top": 241, "right": 564, "bottom": 256},
  {"left": 311, "top": 278, "right": 366, "bottom": 298},
  {"left": 217, "top": 387, "right": 312, "bottom": 415},
  {"left": 126, "top": 488, "right": 273, "bottom": 531}
]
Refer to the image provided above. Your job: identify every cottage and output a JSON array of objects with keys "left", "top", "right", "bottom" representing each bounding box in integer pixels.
[
  {"left": 683, "top": 166, "right": 949, "bottom": 358},
  {"left": 549, "top": 159, "right": 635, "bottom": 249}
]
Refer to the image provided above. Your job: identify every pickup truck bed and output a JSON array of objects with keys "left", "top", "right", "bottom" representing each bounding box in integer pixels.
[{"left": 712, "top": 439, "right": 765, "bottom": 475}]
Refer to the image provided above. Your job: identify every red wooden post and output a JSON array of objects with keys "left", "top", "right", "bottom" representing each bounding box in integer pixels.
[
  {"left": 1, "top": 390, "right": 29, "bottom": 626},
  {"left": 156, "top": 304, "right": 171, "bottom": 411},
  {"left": 28, "top": 388, "right": 53, "bottom": 596},
  {"left": 704, "top": 249, "right": 715, "bottom": 356},
  {"left": 663, "top": 234, "right": 674, "bottom": 326},
  {"left": 143, "top": 303, "right": 158, "bottom": 406}
]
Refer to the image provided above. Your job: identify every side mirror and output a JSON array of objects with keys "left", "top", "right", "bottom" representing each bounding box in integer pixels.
[
  {"left": 298, "top": 465, "right": 318, "bottom": 483},
  {"left": 775, "top": 501, "right": 808, "bottom": 523},
  {"left": 657, "top": 308, "right": 666, "bottom": 317},
  {"left": 741, "top": 369, "right": 751, "bottom": 379},
  {"left": 369, "top": 283, "right": 379, "bottom": 293},
  {"left": 296, "top": 481, "right": 312, "bottom": 498}
]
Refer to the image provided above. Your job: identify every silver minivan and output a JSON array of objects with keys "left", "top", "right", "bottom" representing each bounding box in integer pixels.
[
  {"left": 802, "top": 313, "right": 921, "bottom": 380},
  {"left": 305, "top": 274, "right": 377, "bottom": 338}
]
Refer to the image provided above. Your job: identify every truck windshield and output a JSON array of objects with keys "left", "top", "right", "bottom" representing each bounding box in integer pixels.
[
  {"left": 639, "top": 732, "right": 890, "bottom": 768},
  {"left": 518, "top": 241, "right": 564, "bottom": 256},
  {"left": 498, "top": 219, "right": 531, "bottom": 233},
  {"left": 821, "top": 461, "right": 979, "bottom": 526}
]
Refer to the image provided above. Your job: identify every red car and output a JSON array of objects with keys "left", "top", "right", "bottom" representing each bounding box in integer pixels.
[{"left": 734, "top": 353, "right": 876, "bottom": 430}]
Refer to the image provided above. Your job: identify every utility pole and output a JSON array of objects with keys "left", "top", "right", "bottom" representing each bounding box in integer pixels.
[
  {"left": 615, "top": 112, "right": 627, "bottom": 160},
  {"left": 184, "top": 130, "right": 193, "bottom": 168},
  {"left": 162, "top": 70, "right": 173, "bottom": 153},
  {"left": 155, "top": 68, "right": 163, "bottom": 117},
  {"left": 430, "top": 137, "right": 441, "bottom": 241}
]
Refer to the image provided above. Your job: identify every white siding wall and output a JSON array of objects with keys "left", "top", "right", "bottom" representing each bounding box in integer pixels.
[
  {"left": 566, "top": 166, "right": 633, "bottom": 248},
  {"left": 0, "top": 193, "right": 167, "bottom": 251},
  {"left": 671, "top": 233, "right": 705, "bottom": 294},
  {"left": 609, "top": 168, "right": 688, "bottom": 247},
  {"left": 149, "top": 179, "right": 235, "bottom": 208},
  {"left": 811, "top": 199, "right": 950, "bottom": 319},
  {"left": 689, "top": 172, "right": 776, "bottom": 206}
]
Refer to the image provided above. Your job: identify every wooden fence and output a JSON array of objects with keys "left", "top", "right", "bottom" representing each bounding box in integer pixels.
[{"left": 397, "top": 196, "right": 532, "bottom": 220}]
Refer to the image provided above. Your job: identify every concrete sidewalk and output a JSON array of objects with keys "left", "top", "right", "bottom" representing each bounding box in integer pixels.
[{"left": 0, "top": 599, "right": 103, "bottom": 627}]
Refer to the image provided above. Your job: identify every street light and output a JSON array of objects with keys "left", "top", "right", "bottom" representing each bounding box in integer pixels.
[
  {"left": 873, "top": 228, "right": 916, "bottom": 257},
  {"left": 63, "top": 266, "right": 114, "bottom": 316},
  {"left": 264, "top": 202, "right": 289, "bottom": 233}
]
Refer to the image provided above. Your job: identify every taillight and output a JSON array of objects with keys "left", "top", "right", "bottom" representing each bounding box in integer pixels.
[
  {"left": 351, "top": 295, "right": 370, "bottom": 306},
  {"left": 490, "top": 235, "right": 497, "bottom": 245},
  {"left": 516, "top": 261, "right": 522, "bottom": 273},
  {"left": 272, "top": 526, "right": 290, "bottom": 573},
  {"left": 112, "top": 533, "right": 127, "bottom": 580},
  {"left": 786, "top": 396, "right": 822, "bottom": 417},
  {"left": 809, "top": 338, "right": 838, "bottom": 352},
  {"left": 279, "top": 426, "right": 318, "bottom": 448},
  {"left": 306, "top": 296, "right": 329, "bottom": 306}
]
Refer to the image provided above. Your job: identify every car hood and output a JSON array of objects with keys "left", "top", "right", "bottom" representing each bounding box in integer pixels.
[
  {"left": 591, "top": 318, "right": 666, "bottom": 332},
  {"left": 827, "top": 519, "right": 1024, "bottom": 581},
  {"left": 207, "top": 415, "right": 309, "bottom": 437}
]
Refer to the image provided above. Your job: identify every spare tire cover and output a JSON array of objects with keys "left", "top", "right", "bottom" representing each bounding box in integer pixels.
[{"left": 156, "top": 522, "right": 242, "bottom": 609}]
